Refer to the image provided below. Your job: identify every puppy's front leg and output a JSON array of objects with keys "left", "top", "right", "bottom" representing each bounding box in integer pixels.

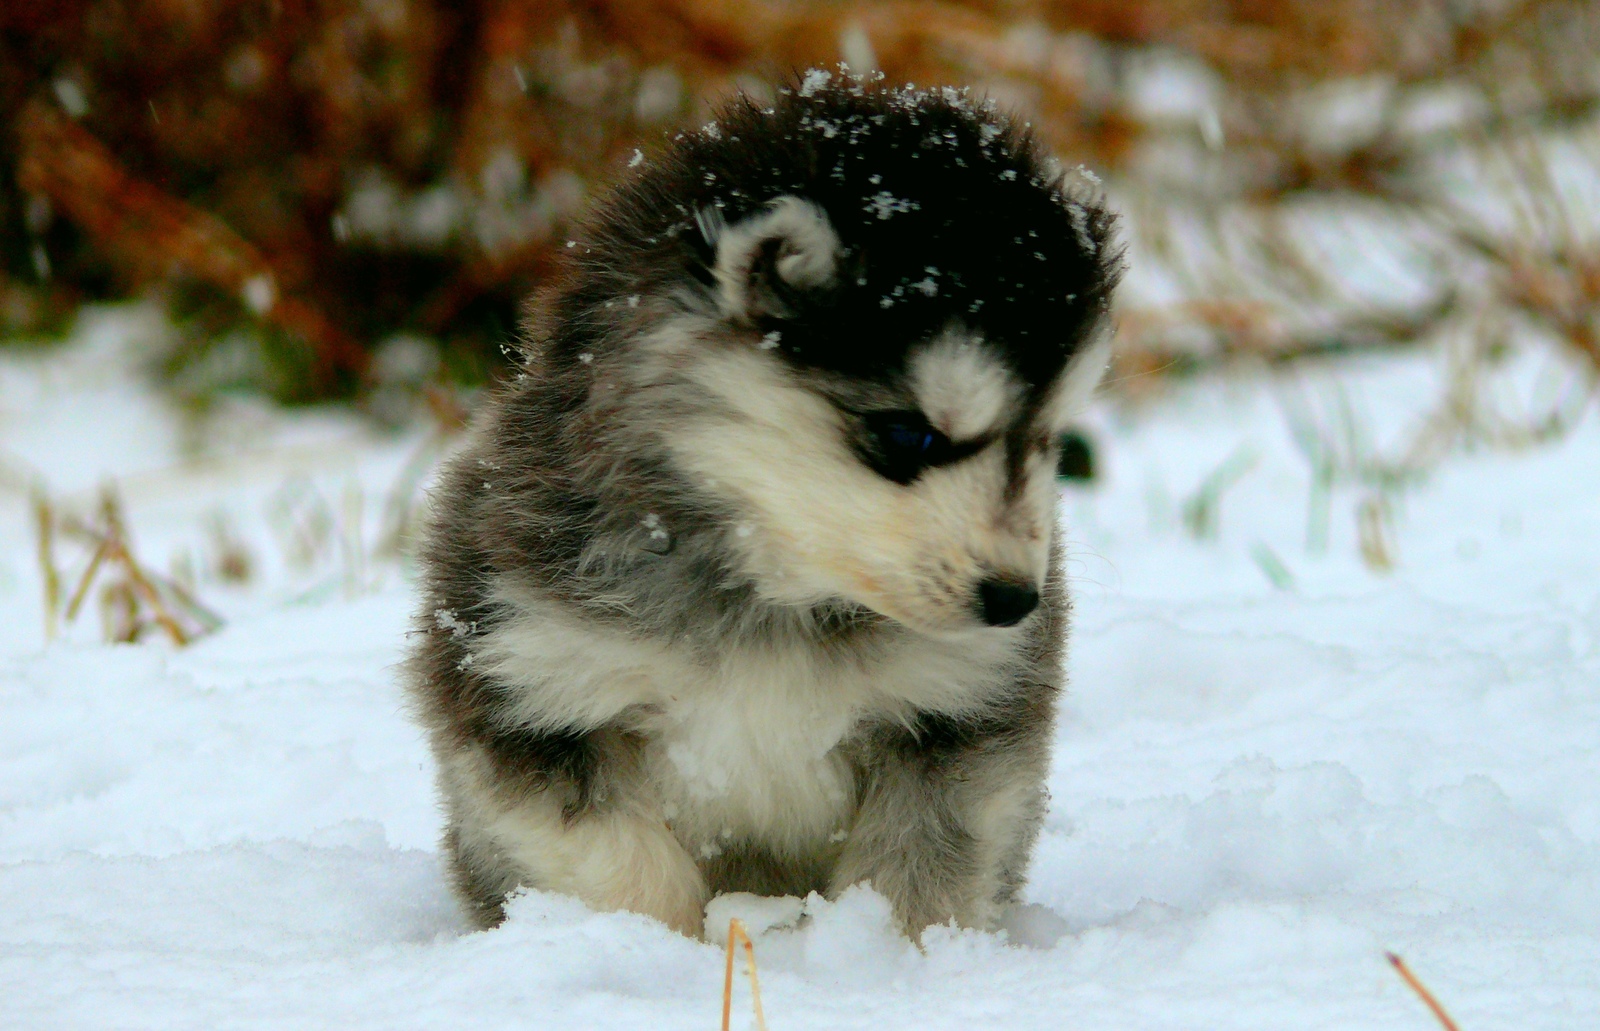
[
  {"left": 829, "top": 720, "right": 1048, "bottom": 938},
  {"left": 441, "top": 742, "right": 708, "bottom": 936}
]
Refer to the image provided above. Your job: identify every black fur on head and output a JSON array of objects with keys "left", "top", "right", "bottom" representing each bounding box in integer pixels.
[{"left": 545, "top": 70, "right": 1123, "bottom": 393}]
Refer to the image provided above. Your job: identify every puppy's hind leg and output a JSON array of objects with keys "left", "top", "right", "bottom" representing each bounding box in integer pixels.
[{"left": 441, "top": 745, "right": 709, "bottom": 936}]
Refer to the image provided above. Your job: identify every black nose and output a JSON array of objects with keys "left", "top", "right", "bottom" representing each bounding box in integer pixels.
[{"left": 976, "top": 578, "right": 1040, "bottom": 627}]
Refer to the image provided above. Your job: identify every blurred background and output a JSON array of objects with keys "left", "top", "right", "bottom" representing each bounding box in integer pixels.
[
  {"left": 2, "top": 0, "right": 1598, "bottom": 640},
  {"left": 8, "top": 0, "right": 1600, "bottom": 393}
]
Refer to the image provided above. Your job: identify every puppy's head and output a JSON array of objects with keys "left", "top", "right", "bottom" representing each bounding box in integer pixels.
[{"left": 562, "top": 75, "right": 1121, "bottom": 637}]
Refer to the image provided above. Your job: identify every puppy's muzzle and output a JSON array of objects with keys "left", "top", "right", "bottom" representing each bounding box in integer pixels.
[{"left": 975, "top": 575, "right": 1040, "bottom": 627}]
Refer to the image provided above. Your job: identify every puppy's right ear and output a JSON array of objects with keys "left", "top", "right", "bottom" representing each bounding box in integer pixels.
[{"left": 703, "top": 196, "right": 840, "bottom": 322}]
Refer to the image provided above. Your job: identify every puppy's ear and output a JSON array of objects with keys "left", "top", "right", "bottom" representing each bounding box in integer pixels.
[{"left": 705, "top": 196, "right": 840, "bottom": 321}]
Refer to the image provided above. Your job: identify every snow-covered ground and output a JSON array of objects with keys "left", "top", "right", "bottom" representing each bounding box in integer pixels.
[{"left": 2, "top": 307, "right": 1596, "bottom": 1029}]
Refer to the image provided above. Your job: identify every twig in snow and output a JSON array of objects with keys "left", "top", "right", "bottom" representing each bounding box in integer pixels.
[
  {"left": 1357, "top": 494, "right": 1395, "bottom": 573},
  {"left": 55, "top": 487, "right": 224, "bottom": 646},
  {"left": 61, "top": 530, "right": 110, "bottom": 624},
  {"left": 1387, "top": 952, "right": 1462, "bottom": 1031},
  {"left": 339, "top": 479, "right": 367, "bottom": 599},
  {"left": 721, "top": 918, "right": 768, "bottom": 1031},
  {"left": 33, "top": 486, "right": 60, "bottom": 642}
]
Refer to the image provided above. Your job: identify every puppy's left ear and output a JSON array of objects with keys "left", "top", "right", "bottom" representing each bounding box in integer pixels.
[{"left": 704, "top": 196, "right": 840, "bottom": 321}]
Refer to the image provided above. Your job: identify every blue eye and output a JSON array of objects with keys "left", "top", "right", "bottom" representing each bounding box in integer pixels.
[
  {"left": 886, "top": 423, "right": 936, "bottom": 454},
  {"left": 862, "top": 411, "right": 954, "bottom": 484}
]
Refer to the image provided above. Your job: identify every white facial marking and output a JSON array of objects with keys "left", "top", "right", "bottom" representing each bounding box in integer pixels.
[
  {"left": 908, "top": 331, "right": 1021, "bottom": 442},
  {"left": 626, "top": 318, "right": 1053, "bottom": 632},
  {"left": 1041, "top": 330, "right": 1111, "bottom": 432}
]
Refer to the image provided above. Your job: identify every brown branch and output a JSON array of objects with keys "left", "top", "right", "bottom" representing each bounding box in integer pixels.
[
  {"left": 1387, "top": 953, "right": 1462, "bottom": 1031},
  {"left": 13, "top": 100, "right": 369, "bottom": 387}
]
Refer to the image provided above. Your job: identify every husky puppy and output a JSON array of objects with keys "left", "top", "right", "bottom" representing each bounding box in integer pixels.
[{"left": 407, "top": 71, "right": 1121, "bottom": 938}]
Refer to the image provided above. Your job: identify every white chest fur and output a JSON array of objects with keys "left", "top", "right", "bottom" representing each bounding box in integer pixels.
[
  {"left": 474, "top": 589, "right": 1023, "bottom": 854},
  {"left": 647, "top": 650, "right": 861, "bottom": 856}
]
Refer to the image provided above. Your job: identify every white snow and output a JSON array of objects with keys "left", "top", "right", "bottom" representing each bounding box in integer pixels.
[
  {"left": 798, "top": 69, "right": 832, "bottom": 99},
  {"left": 2, "top": 307, "right": 1597, "bottom": 1028},
  {"left": 1067, "top": 201, "right": 1097, "bottom": 255},
  {"left": 863, "top": 191, "right": 919, "bottom": 220}
]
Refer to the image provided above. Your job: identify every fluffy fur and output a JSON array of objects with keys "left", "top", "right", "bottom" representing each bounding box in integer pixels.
[{"left": 406, "top": 72, "right": 1122, "bottom": 939}]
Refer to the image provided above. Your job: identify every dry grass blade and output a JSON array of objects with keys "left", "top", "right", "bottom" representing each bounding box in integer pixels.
[
  {"left": 1181, "top": 448, "right": 1257, "bottom": 541},
  {"left": 721, "top": 918, "right": 768, "bottom": 1031},
  {"left": 1357, "top": 495, "right": 1396, "bottom": 573},
  {"left": 1387, "top": 952, "right": 1462, "bottom": 1031},
  {"left": 721, "top": 918, "right": 735, "bottom": 1031},
  {"left": 62, "top": 537, "right": 110, "bottom": 623},
  {"left": 54, "top": 487, "right": 224, "bottom": 647},
  {"left": 99, "top": 491, "right": 190, "bottom": 646},
  {"left": 33, "top": 486, "right": 60, "bottom": 642},
  {"left": 159, "top": 576, "right": 226, "bottom": 638}
]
